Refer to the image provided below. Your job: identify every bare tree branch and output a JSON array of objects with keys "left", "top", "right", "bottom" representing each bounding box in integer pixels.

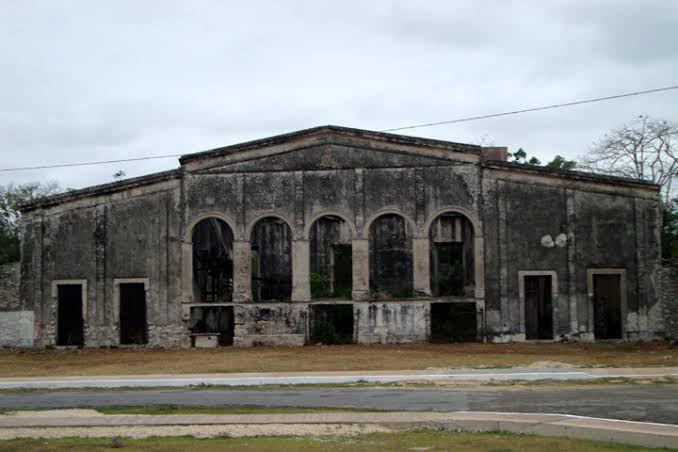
[{"left": 578, "top": 116, "right": 678, "bottom": 203}]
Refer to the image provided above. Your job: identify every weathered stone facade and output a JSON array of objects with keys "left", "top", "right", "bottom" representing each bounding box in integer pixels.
[
  {"left": 16, "top": 126, "right": 665, "bottom": 348},
  {"left": 0, "top": 262, "right": 20, "bottom": 311},
  {"left": 0, "top": 262, "right": 33, "bottom": 347},
  {"left": 661, "top": 264, "right": 678, "bottom": 340}
]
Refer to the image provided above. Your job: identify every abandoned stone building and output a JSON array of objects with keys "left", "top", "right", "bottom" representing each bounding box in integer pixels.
[{"left": 1, "top": 125, "right": 667, "bottom": 347}]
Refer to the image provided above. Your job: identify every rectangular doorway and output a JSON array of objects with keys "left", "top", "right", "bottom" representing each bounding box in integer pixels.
[
  {"left": 330, "top": 244, "right": 352, "bottom": 298},
  {"left": 524, "top": 275, "right": 553, "bottom": 340},
  {"left": 119, "top": 282, "right": 148, "bottom": 345},
  {"left": 310, "top": 304, "right": 354, "bottom": 345},
  {"left": 430, "top": 302, "right": 477, "bottom": 342},
  {"left": 57, "top": 284, "right": 84, "bottom": 346},
  {"left": 593, "top": 274, "right": 622, "bottom": 340},
  {"left": 190, "top": 306, "right": 235, "bottom": 346}
]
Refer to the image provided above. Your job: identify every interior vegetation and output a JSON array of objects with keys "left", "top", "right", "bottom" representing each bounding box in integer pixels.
[
  {"left": 430, "top": 302, "right": 477, "bottom": 342},
  {"left": 310, "top": 304, "right": 354, "bottom": 345}
]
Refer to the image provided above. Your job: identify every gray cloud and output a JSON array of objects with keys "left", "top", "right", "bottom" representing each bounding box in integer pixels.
[{"left": 1, "top": 0, "right": 676, "bottom": 189}]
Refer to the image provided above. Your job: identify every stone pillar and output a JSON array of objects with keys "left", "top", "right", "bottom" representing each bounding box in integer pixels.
[
  {"left": 292, "top": 239, "right": 311, "bottom": 301},
  {"left": 474, "top": 236, "right": 485, "bottom": 299},
  {"left": 352, "top": 239, "right": 370, "bottom": 300},
  {"left": 232, "top": 240, "right": 251, "bottom": 302},
  {"left": 180, "top": 242, "right": 193, "bottom": 303},
  {"left": 412, "top": 238, "right": 431, "bottom": 296}
]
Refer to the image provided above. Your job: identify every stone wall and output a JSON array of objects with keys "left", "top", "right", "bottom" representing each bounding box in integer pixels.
[
  {"left": 233, "top": 304, "right": 307, "bottom": 346},
  {"left": 355, "top": 302, "right": 428, "bottom": 344},
  {"left": 0, "top": 311, "right": 33, "bottom": 347},
  {"left": 17, "top": 127, "right": 663, "bottom": 347},
  {"left": 0, "top": 262, "right": 20, "bottom": 311},
  {"left": 661, "top": 265, "right": 678, "bottom": 340}
]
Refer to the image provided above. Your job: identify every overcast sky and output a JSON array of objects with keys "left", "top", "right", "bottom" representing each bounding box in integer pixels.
[{"left": 1, "top": 1, "right": 677, "bottom": 190}]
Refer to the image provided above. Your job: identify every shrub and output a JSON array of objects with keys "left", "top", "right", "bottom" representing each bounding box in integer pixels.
[{"left": 310, "top": 272, "right": 329, "bottom": 298}]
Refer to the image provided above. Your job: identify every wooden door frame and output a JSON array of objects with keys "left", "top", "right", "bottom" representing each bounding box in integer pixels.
[
  {"left": 587, "top": 268, "right": 627, "bottom": 340},
  {"left": 518, "top": 271, "right": 558, "bottom": 341}
]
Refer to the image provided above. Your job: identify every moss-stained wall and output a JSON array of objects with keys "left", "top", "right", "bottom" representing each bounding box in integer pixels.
[
  {"left": 18, "top": 128, "right": 663, "bottom": 347},
  {"left": 482, "top": 168, "right": 662, "bottom": 341}
]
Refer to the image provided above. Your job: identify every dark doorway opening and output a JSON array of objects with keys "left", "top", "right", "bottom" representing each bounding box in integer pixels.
[
  {"left": 310, "top": 304, "right": 354, "bottom": 345},
  {"left": 524, "top": 275, "right": 553, "bottom": 340},
  {"left": 309, "top": 216, "right": 353, "bottom": 299},
  {"left": 332, "top": 245, "right": 353, "bottom": 298},
  {"left": 250, "top": 217, "right": 292, "bottom": 301},
  {"left": 430, "top": 302, "right": 477, "bottom": 342},
  {"left": 593, "top": 274, "right": 622, "bottom": 340},
  {"left": 431, "top": 243, "right": 464, "bottom": 296},
  {"left": 192, "top": 218, "right": 234, "bottom": 303},
  {"left": 369, "top": 214, "right": 413, "bottom": 298},
  {"left": 57, "top": 284, "right": 84, "bottom": 346},
  {"left": 119, "top": 283, "right": 148, "bottom": 345},
  {"left": 190, "top": 306, "right": 235, "bottom": 346},
  {"left": 429, "top": 213, "right": 475, "bottom": 297}
]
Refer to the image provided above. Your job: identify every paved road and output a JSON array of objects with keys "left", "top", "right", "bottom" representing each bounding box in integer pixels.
[{"left": 1, "top": 385, "right": 677, "bottom": 424}]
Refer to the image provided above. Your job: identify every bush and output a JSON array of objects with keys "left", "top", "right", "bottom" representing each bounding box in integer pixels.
[
  {"left": 310, "top": 272, "right": 329, "bottom": 298},
  {"left": 333, "top": 287, "right": 352, "bottom": 299},
  {"left": 391, "top": 286, "right": 413, "bottom": 299}
]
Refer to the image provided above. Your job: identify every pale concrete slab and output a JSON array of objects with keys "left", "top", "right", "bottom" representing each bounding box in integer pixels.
[{"left": 0, "top": 410, "right": 676, "bottom": 448}]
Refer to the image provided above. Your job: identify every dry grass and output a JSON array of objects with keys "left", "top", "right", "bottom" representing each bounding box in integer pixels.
[{"left": 0, "top": 342, "right": 675, "bottom": 378}]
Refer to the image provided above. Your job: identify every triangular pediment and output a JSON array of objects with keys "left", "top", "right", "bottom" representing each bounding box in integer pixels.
[{"left": 181, "top": 125, "right": 480, "bottom": 173}]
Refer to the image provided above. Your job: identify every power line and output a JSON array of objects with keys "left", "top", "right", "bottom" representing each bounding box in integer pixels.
[
  {"left": 1, "top": 84, "right": 677, "bottom": 173},
  {"left": 381, "top": 85, "right": 678, "bottom": 132},
  {"left": 0, "top": 154, "right": 181, "bottom": 173}
]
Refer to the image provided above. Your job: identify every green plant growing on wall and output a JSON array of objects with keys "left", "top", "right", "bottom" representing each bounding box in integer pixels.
[
  {"left": 391, "top": 286, "right": 413, "bottom": 299},
  {"left": 333, "top": 287, "right": 352, "bottom": 299},
  {"left": 310, "top": 272, "right": 329, "bottom": 298},
  {"left": 438, "top": 261, "right": 465, "bottom": 296}
]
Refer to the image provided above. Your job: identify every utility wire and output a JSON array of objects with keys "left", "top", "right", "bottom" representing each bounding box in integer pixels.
[
  {"left": 381, "top": 84, "right": 678, "bottom": 132},
  {"left": 0, "top": 154, "right": 182, "bottom": 173},
  {"left": 1, "top": 84, "right": 677, "bottom": 173}
]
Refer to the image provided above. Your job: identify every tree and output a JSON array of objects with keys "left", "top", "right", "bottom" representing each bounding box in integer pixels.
[
  {"left": 546, "top": 155, "right": 577, "bottom": 170},
  {"left": 508, "top": 148, "right": 535, "bottom": 164},
  {"left": 508, "top": 148, "right": 575, "bottom": 169},
  {"left": 578, "top": 116, "right": 677, "bottom": 204},
  {"left": 0, "top": 182, "right": 61, "bottom": 265}
]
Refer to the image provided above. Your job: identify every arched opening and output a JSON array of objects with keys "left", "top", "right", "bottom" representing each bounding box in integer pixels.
[
  {"left": 309, "top": 215, "right": 353, "bottom": 299},
  {"left": 369, "top": 213, "right": 413, "bottom": 299},
  {"left": 191, "top": 217, "right": 234, "bottom": 303},
  {"left": 250, "top": 216, "right": 292, "bottom": 301},
  {"left": 428, "top": 212, "right": 475, "bottom": 297}
]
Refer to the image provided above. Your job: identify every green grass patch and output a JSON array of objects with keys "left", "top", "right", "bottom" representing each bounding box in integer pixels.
[
  {"left": 0, "top": 430, "right": 669, "bottom": 451},
  {"left": 95, "top": 405, "right": 385, "bottom": 416},
  {"left": 0, "top": 377, "right": 676, "bottom": 395}
]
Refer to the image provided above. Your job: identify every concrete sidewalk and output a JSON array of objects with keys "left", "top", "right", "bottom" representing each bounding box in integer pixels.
[
  {"left": 0, "top": 410, "right": 677, "bottom": 448},
  {"left": 0, "top": 366, "right": 676, "bottom": 389}
]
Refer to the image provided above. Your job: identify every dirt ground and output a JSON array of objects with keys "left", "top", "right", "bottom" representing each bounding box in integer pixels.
[{"left": 0, "top": 342, "right": 675, "bottom": 377}]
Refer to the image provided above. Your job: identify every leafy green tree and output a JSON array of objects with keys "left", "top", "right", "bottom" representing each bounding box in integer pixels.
[
  {"left": 0, "top": 182, "right": 61, "bottom": 265},
  {"left": 508, "top": 148, "right": 573, "bottom": 169},
  {"left": 546, "top": 155, "right": 577, "bottom": 170}
]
